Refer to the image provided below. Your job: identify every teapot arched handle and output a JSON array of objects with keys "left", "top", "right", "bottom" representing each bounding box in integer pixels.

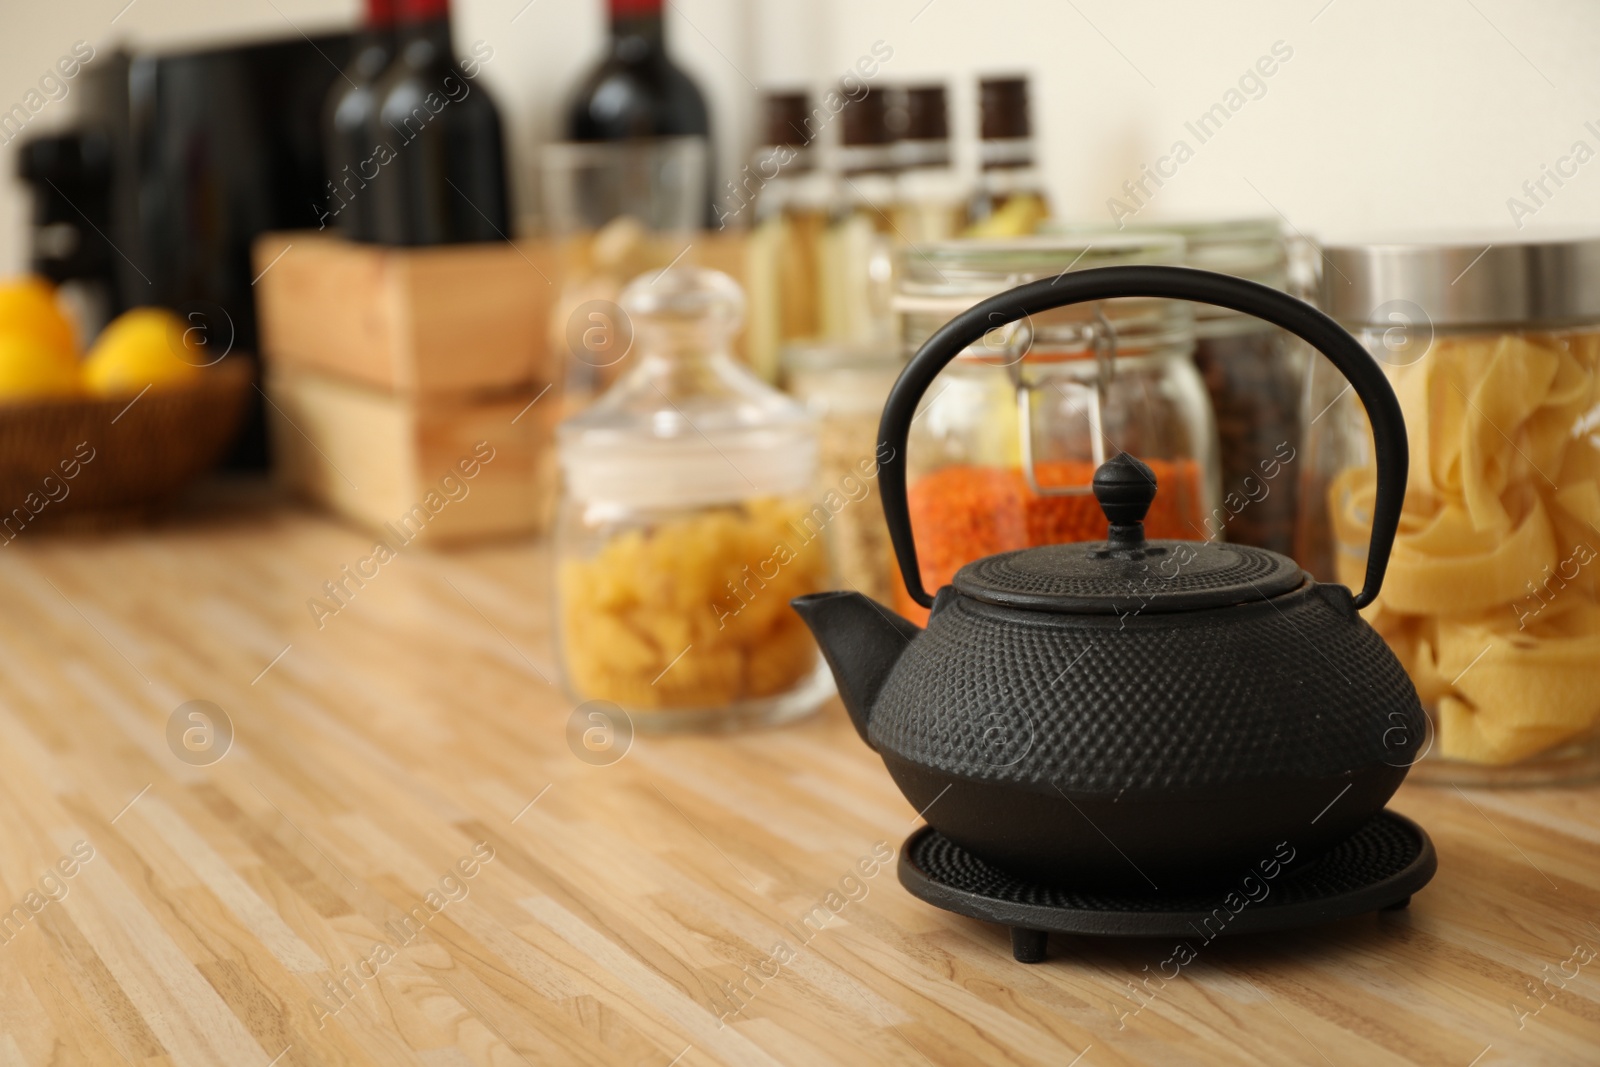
[{"left": 878, "top": 264, "right": 1407, "bottom": 611}]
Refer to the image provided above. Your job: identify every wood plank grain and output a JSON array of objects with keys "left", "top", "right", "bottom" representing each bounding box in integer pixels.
[{"left": 0, "top": 490, "right": 1595, "bottom": 1064}]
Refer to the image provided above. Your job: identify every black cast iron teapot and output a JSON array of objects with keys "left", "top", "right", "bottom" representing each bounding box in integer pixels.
[{"left": 793, "top": 265, "right": 1425, "bottom": 891}]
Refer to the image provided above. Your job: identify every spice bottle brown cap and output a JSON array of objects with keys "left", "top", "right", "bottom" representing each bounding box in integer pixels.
[
  {"left": 763, "top": 91, "right": 813, "bottom": 148},
  {"left": 979, "top": 76, "right": 1031, "bottom": 141},
  {"left": 903, "top": 85, "right": 949, "bottom": 142},
  {"left": 839, "top": 88, "right": 893, "bottom": 147}
]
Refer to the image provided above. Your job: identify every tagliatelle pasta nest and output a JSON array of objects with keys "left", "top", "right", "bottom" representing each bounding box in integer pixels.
[{"left": 1331, "top": 329, "right": 1600, "bottom": 764}]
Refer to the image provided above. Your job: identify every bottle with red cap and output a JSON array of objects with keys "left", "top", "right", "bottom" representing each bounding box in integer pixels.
[
  {"left": 564, "top": 0, "right": 712, "bottom": 224},
  {"left": 369, "top": 0, "right": 511, "bottom": 245},
  {"left": 322, "top": 0, "right": 398, "bottom": 241}
]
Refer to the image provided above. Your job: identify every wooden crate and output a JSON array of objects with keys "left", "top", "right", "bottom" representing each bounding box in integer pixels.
[
  {"left": 253, "top": 228, "right": 752, "bottom": 544},
  {"left": 253, "top": 232, "right": 562, "bottom": 396},
  {"left": 263, "top": 365, "right": 557, "bottom": 545}
]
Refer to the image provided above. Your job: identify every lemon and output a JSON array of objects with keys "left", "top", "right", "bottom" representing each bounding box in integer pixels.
[
  {"left": 83, "top": 308, "right": 203, "bottom": 396},
  {"left": 0, "top": 277, "right": 78, "bottom": 361},
  {"left": 0, "top": 333, "right": 82, "bottom": 400}
]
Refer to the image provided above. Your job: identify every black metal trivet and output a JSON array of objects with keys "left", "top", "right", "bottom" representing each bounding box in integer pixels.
[{"left": 898, "top": 810, "right": 1436, "bottom": 962}]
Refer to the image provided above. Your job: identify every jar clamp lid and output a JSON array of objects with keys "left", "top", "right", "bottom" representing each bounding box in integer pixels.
[
  {"left": 895, "top": 234, "right": 1194, "bottom": 358},
  {"left": 1042, "top": 218, "right": 1289, "bottom": 336},
  {"left": 1045, "top": 217, "right": 1287, "bottom": 287},
  {"left": 899, "top": 234, "right": 1187, "bottom": 288}
]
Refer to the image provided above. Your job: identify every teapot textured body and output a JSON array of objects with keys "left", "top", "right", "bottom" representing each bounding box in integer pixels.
[{"left": 794, "top": 266, "right": 1425, "bottom": 891}]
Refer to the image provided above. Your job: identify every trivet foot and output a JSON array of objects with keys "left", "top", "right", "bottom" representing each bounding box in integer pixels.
[
  {"left": 1382, "top": 895, "right": 1411, "bottom": 911},
  {"left": 1011, "top": 927, "right": 1049, "bottom": 963}
]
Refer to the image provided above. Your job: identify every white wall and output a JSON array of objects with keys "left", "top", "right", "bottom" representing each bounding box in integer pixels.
[
  {"left": 3, "top": 0, "right": 1598, "bottom": 275},
  {"left": 823, "top": 0, "right": 1600, "bottom": 239}
]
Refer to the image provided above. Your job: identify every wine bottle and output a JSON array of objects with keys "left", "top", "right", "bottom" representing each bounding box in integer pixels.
[
  {"left": 565, "top": 0, "right": 713, "bottom": 224},
  {"left": 370, "top": 0, "right": 510, "bottom": 246},
  {"left": 322, "top": 0, "right": 397, "bottom": 241}
]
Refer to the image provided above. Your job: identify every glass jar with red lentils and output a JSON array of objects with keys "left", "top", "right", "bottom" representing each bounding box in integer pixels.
[{"left": 892, "top": 236, "right": 1220, "bottom": 623}]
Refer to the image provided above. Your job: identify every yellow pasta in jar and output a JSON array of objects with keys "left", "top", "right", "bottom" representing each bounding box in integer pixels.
[
  {"left": 1332, "top": 330, "right": 1600, "bottom": 764},
  {"left": 559, "top": 496, "right": 830, "bottom": 712}
]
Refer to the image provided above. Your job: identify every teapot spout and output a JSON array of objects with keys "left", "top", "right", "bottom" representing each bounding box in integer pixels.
[{"left": 791, "top": 591, "right": 921, "bottom": 747}]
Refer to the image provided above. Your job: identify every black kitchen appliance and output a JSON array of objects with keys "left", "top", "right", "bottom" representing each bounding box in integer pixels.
[
  {"left": 17, "top": 32, "right": 352, "bottom": 467},
  {"left": 792, "top": 265, "right": 1437, "bottom": 960}
]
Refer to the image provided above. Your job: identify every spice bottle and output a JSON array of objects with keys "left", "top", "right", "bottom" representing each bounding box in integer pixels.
[
  {"left": 965, "top": 76, "right": 1050, "bottom": 238},
  {"left": 745, "top": 91, "right": 830, "bottom": 382},
  {"left": 818, "top": 87, "right": 896, "bottom": 345},
  {"left": 891, "top": 85, "right": 966, "bottom": 243},
  {"left": 555, "top": 267, "right": 833, "bottom": 731},
  {"left": 894, "top": 236, "right": 1217, "bottom": 623}
]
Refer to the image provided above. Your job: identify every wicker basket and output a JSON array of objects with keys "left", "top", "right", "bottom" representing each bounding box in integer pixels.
[{"left": 0, "top": 358, "right": 253, "bottom": 528}]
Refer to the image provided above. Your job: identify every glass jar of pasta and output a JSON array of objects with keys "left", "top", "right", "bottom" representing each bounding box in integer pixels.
[
  {"left": 894, "top": 236, "right": 1220, "bottom": 624},
  {"left": 555, "top": 267, "right": 834, "bottom": 732},
  {"left": 1305, "top": 235, "right": 1600, "bottom": 783}
]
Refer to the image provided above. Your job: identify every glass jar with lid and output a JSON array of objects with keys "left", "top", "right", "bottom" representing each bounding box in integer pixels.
[
  {"left": 555, "top": 267, "right": 834, "bottom": 731},
  {"left": 894, "top": 235, "right": 1219, "bottom": 623},
  {"left": 1045, "top": 218, "right": 1305, "bottom": 555},
  {"left": 783, "top": 341, "right": 903, "bottom": 606},
  {"left": 1304, "top": 234, "right": 1600, "bottom": 782}
]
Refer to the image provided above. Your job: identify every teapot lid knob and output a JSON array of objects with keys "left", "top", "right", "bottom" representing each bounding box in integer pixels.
[{"left": 1092, "top": 453, "right": 1157, "bottom": 544}]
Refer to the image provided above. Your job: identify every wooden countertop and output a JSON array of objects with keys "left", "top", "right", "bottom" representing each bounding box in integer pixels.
[{"left": 3, "top": 489, "right": 1599, "bottom": 1066}]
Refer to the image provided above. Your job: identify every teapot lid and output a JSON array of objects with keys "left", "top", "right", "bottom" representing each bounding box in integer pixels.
[{"left": 952, "top": 454, "right": 1305, "bottom": 614}]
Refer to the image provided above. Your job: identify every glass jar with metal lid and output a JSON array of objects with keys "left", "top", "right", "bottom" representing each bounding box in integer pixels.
[
  {"left": 555, "top": 266, "right": 834, "bottom": 731},
  {"left": 1045, "top": 218, "right": 1305, "bottom": 555},
  {"left": 1303, "top": 233, "right": 1600, "bottom": 782},
  {"left": 893, "top": 235, "right": 1218, "bottom": 623}
]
